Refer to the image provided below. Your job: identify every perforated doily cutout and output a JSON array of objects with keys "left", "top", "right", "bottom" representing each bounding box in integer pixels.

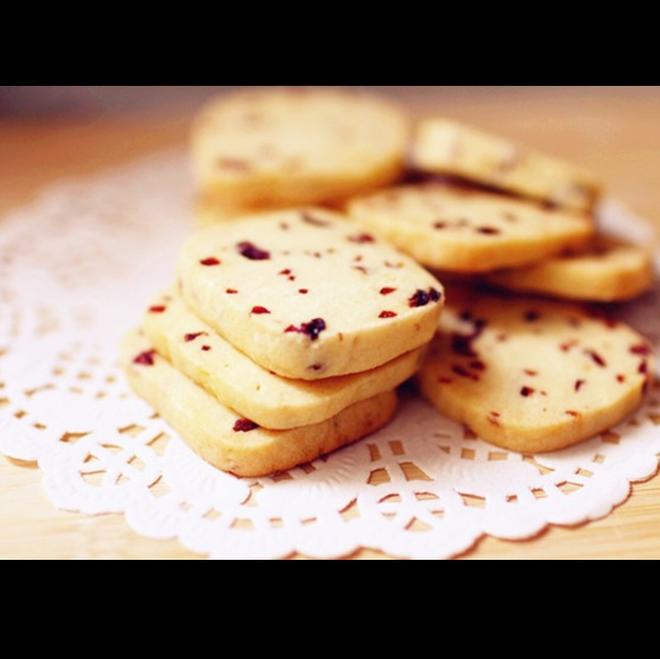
[{"left": 1, "top": 150, "right": 659, "bottom": 559}]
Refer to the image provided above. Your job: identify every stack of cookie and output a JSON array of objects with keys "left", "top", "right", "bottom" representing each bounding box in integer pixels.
[
  {"left": 122, "top": 208, "right": 444, "bottom": 476},
  {"left": 348, "top": 116, "right": 654, "bottom": 452},
  {"left": 123, "top": 88, "right": 655, "bottom": 475}
]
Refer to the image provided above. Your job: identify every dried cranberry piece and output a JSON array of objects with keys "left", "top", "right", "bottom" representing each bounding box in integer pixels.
[
  {"left": 133, "top": 350, "right": 156, "bottom": 366},
  {"left": 149, "top": 305, "right": 167, "bottom": 314},
  {"left": 348, "top": 233, "right": 375, "bottom": 244},
  {"left": 237, "top": 241, "right": 270, "bottom": 260},
  {"left": 584, "top": 349, "right": 607, "bottom": 368},
  {"left": 279, "top": 269, "right": 292, "bottom": 275},
  {"left": 380, "top": 287, "right": 397, "bottom": 296},
  {"left": 226, "top": 289, "right": 238, "bottom": 294},
  {"left": 251, "top": 306, "right": 271, "bottom": 315},
  {"left": 184, "top": 332, "right": 207, "bottom": 342},
  {"left": 408, "top": 288, "right": 442, "bottom": 308},
  {"left": 630, "top": 344, "right": 651, "bottom": 356},
  {"left": 298, "top": 289, "right": 308, "bottom": 294},
  {"left": 639, "top": 361, "right": 648, "bottom": 374},
  {"left": 233, "top": 418, "right": 258, "bottom": 432},
  {"left": 285, "top": 318, "right": 327, "bottom": 341},
  {"left": 476, "top": 226, "right": 501, "bottom": 235},
  {"left": 574, "top": 379, "right": 586, "bottom": 392},
  {"left": 202, "top": 345, "right": 211, "bottom": 351},
  {"left": 616, "top": 374, "right": 626, "bottom": 383},
  {"left": 379, "top": 310, "right": 397, "bottom": 319},
  {"left": 433, "top": 221, "right": 448, "bottom": 229},
  {"left": 520, "top": 386, "right": 535, "bottom": 397},
  {"left": 451, "top": 333, "right": 477, "bottom": 358},
  {"left": 200, "top": 257, "right": 221, "bottom": 266},
  {"left": 565, "top": 410, "right": 579, "bottom": 417}
]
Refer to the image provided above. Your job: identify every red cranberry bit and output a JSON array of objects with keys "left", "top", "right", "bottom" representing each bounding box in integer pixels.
[
  {"left": 300, "top": 211, "right": 329, "bottom": 227},
  {"left": 476, "top": 226, "right": 501, "bottom": 235},
  {"left": 565, "top": 410, "right": 579, "bottom": 417},
  {"left": 433, "top": 221, "right": 448, "bottom": 229},
  {"left": 149, "top": 305, "right": 167, "bottom": 314},
  {"left": 348, "top": 233, "right": 375, "bottom": 244},
  {"left": 133, "top": 350, "right": 156, "bottom": 366},
  {"left": 451, "top": 333, "right": 477, "bottom": 357},
  {"left": 200, "top": 257, "right": 221, "bottom": 266},
  {"left": 408, "top": 288, "right": 442, "bottom": 308},
  {"left": 226, "top": 289, "right": 238, "bottom": 294},
  {"left": 233, "top": 418, "right": 258, "bottom": 432},
  {"left": 380, "top": 287, "right": 397, "bottom": 296},
  {"left": 584, "top": 349, "right": 607, "bottom": 368},
  {"left": 285, "top": 318, "right": 327, "bottom": 341},
  {"left": 616, "top": 374, "right": 626, "bottom": 383},
  {"left": 184, "top": 332, "right": 207, "bottom": 342},
  {"left": 379, "top": 310, "right": 397, "bottom": 319},
  {"left": 237, "top": 241, "right": 270, "bottom": 260},
  {"left": 520, "top": 386, "right": 535, "bottom": 397},
  {"left": 309, "top": 364, "right": 323, "bottom": 372},
  {"left": 298, "top": 289, "right": 308, "bottom": 294},
  {"left": 524, "top": 310, "right": 541, "bottom": 322},
  {"left": 201, "top": 345, "right": 211, "bottom": 351},
  {"left": 575, "top": 379, "right": 586, "bottom": 392},
  {"left": 639, "top": 361, "right": 648, "bottom": 374},
  {"left": 251, "top": 306, "right": 271, "bottom": 315},
  {"left": 630, "top": 344, "right": 651, "bottom": 356},
  {"left": 279, "top": 269, "right": 292, "bottom": 276},
  {"left": 452, "top": 364, "right": 475, "bottom": 379}
]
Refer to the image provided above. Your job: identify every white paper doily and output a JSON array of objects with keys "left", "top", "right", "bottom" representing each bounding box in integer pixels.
[{"left": 1, "top": 150, "right": 659, "bottom": 560}]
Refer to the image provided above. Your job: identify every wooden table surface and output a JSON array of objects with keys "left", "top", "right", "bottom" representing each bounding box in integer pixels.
[{"left": 2, "top": 86, "right": 660, "bottom": 559}]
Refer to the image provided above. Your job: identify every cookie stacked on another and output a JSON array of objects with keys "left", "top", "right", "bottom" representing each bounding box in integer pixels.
[{"left": 123, "top": 208, "right": 444, "bottom": 476}]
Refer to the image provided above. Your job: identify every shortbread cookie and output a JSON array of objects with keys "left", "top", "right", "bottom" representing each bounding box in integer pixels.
[
  {"left": 347, "top": 183, "right": 593, "bottom": 273},
  {"left": 418, "top": 287, "right": 653, "bottom": 452},
  {"left": 143, "top": 290, "right": 424, "bottom": 429},
  {"left": 122, "top": 331, "right": 398, "bottom": 477},
  {"left": 177, "top": 208, "right": 444, "bottom": 380},
  {"left": 487, "top": 238, "right": 654, "bottom": 302},
  {"left": 192, "top": 88, "right": 409, "bottom": 208},
  {"left": 412, "top": 118, "right": 601, "bottom": 212}
]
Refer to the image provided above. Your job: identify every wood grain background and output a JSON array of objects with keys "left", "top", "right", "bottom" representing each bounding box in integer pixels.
[{"left": 1, "top": 86, "right": 660, "bottom": 559}]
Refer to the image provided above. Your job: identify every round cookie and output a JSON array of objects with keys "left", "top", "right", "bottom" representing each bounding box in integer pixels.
[
  {"left": 418, "top": 287, "right": 654, "bottom": 453},
  {"left": 122, "top": 331, "right": 398, "bottom": 477},
  {"left": 192, "top": 88, "right": 410, "bottom": 208},
  {"left": 487, "top": 238, "right": 654, "bottom": 302},
  {"left": 177, "top": 208, "right": 444, "bottom": 380},
  {"left": 143, "top": 289, "right": 425, "bottom": 429},
  {"left": 412, "top": 118, "right": 601, "bottom": 212},
  {"left": 347, "top": 183, "right": 594, "bottom": 273}
]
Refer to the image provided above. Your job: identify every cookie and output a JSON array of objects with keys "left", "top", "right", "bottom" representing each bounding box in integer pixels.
[
  {"left": 418, "top": 287, "right": 653, "bottom": 452},
  {"left": 177, "top": 208, "right": 444, "bottom": 380},
  {"left": 192, "top": 88, "right": 410, "bottom": 209},
  {"left": 143, "top": 290, "right": 424, "bottom": 429},
  {"left": 487, "top": 238, "right": 654, "bottom": 302},
  {"left": 347, "top": 183, "right": 594, "bottom": 273},
  {"left": 412, "top": 118, "right": 601, "bottom": 212},
  {"left": 122, "top": 331, "right": 398, "bottom": 477}
]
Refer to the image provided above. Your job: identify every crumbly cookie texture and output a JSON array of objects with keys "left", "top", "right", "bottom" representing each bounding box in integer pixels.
[
  {"left": 418, "top": 286, "right": 653, "bottom": 452},
  {"left": 143, "top": 290, "right": 424, "bottom": 429},
  {"left": 192, "top": 88, "right": 410, "bottom": 208},
  {"left": 177, "top": 208, "right": 444, "bottom": 380},
  {"left": 487, "top": 237, "right": 654, "bottom": 302},
  {"left": 347, "top": 183, "right": 593, "bottom": 273},
  {"left": 412, "top": 118, "right": 601, "bottom": 212},
  {"left": 121, "top": 331, "right": 398, "bottom": 477}
]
